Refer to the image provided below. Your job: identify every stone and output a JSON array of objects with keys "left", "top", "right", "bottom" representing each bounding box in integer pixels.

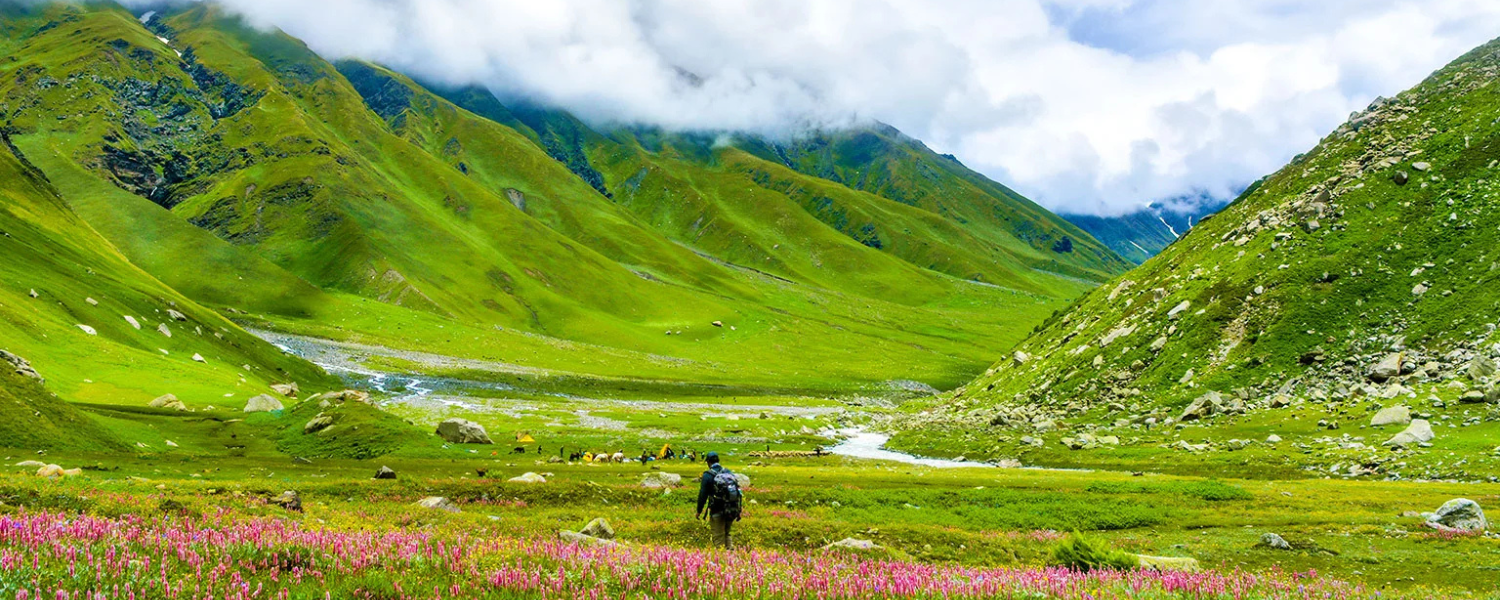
[
  {"left": 416, "top": 496, "right": 459, "bottom": 513},
  {"left": 1179, "top": 391, "right": 1225, "bottom": 421},
  {"left": 320, "top": 389, "right": 371, "bottom": 404},
  {"left": 822, "top": 538, "right": 883, "bottom": 553},
  {"left": 1012, "top": 351, "right": 1030, "bottom": 366},
  {"left": 1393, "top": 170, "right": 1410, "bottom": 185},
  {"left": 1427, "top": 498, "right": 1487, "bottom": 532},
  {"left": 1370, "top": 405, "right": 1411, "bottom": 427},
  {"left": 580, "top": 518, "right": 615, "bottom": 540},
  {"left": 270, "top": 382, "right": 300, "bottom": 397},
  {"left": 733, "top": 473, "right": 751, "bottom": 489},
  {"left": 148, "top": 394, "right": 187, "bottom": 411},
  {"left": 1368, "top": 353, "right": 1404, "bottom": 382},
  {"left": 1413, "top": 283, "right": 1429, "bottom": 296},
  {"left": 1, "top": 350, "right": 42, "bottom": 382},
  {"left": 1135, "top": 555, "right": 1200, "bottom": 572},
  {"left": 436, "top": 418, "right": 493, "bottom": 444},
  {"left": 640, "top": 472, "right": 684, "bottom": 489},
  {"left": 157, "top": 323, "right": 172, "bottom": 338},
  {"left": 1179, "top": 369, "right": 1195, "bottom": 384},
  {"left": 1260, "top": 533, "right": 1291, "bottom": 550},
  {"left": 374, "top": 466, "right": 397, "bottom": 480},
  {"left": 1167, "top": 301, "right": 1191, "bottom": 320},
  {"left": 36, "top": 464, "right": 70, "bottom": 479},
  {"left": 270, "top": 491, "right": 302, "bottom": 512},
  {"left": 1467, "top": 356, "right": 1496, "bottom": 380},
  {"left": 1269, "top": 394, "right": 1292, "bottom": 408},
  {"left": 1097, "top": 435, "right": 1120, "bottom": 445},
  {"left": 243, "top": 394, "right": 284, "bottom": 413},
  {"left": 123, "top": 315, "right": 140, "bottom": 330},
  {"left": 1149, "top": 336, "right": 1168, "bottom": 352},
  {"left": 712, "top": 321, "right": 724, "bottom": 328},
  {"left": 13, "top": 460, "right": 47, "bottom": 469},
  {"left": 1460, "top": 390, "right": 1488, "bottom": 404},
  {"left": 1412, "top": 161, "right": 1431, "bottom": 172},
  {"left": 509, "top": 472, "right": 546, "bottom": 484},
  {"left": 1266, "top": 434, "right": 1282, "bottom": 443},
  {"left": 559, "top": 530, "right": 617, "bottom": 547},
  {"left": 1384, "top": 419, "right": 1434, "bottom": 446},
  {"left": 191, "top": 353, "right": 206, "bottom": 363},
  {"left": 304, "top": 415, "right": 334, "bottom": 434},
  {"left": 167, "top": 309, "right": 187, "bottom": 321},
  {"left": 28, "top": 289, "right": 38, "bottom": 299},
  {"left": 76, "top": 324, "right": 97, "bottom": 336}
]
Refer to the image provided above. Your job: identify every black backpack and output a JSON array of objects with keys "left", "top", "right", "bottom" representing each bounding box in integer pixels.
[{"left": 710, "top": 468, "right": 743, "bottom": 518}]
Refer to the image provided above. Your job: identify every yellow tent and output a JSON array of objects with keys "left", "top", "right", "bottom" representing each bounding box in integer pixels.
[
  {"left": 515, "top": 432, "right": 535, "bottom": 443},
  {"left": 657, "top": 444, "right": 672, "bottom": 460}
]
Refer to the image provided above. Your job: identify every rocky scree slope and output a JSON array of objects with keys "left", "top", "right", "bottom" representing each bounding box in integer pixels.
[{"left": 913, "top": 37, "right": 1500, "bottom": 440}]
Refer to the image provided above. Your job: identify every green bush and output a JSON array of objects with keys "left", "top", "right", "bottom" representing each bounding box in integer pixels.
[{"left": 1050, "top": 532, "right": 1138, "bottom": 572}]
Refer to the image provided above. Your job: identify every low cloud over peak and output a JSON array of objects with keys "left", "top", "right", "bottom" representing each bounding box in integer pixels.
[{"left": 126, "top": 0, "right": 1500, "bottom": 216}]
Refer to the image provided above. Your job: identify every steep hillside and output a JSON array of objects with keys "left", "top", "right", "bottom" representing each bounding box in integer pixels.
[
  {"left": 896, "top": 37, "right": 1500, "bottom": 477},
  {"left": 0, "top": 352, "right": 123, "bottom": 452},
  {"left": 1, "top": 2, "right": 1126, "bottom": 392},
  {"left": 0, "top": 133, "right": 333, "bottom": 410}
]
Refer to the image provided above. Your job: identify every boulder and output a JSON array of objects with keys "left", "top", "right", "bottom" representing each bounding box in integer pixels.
[
  {"left": 1370, "top": 405, "right": 1411, "bottom": 427},
  {"left": 303, "top": 415, "right": 334, "bottom": 434},
  {"left": 558, "top": 530, "right": 617, "bottom": 547},
  {"left": 320, "top": 389, "right": 370, "bottom": 404},
  {"left": 1012, "top": 351, "right": 1030, "bottom": 366},
  {"left": 416, "top": 496, "right": 459, "bottom": 513},
  {"left": 1469, "top": 356, "right": 1497, "bottom": 380},
  {"left": 1412, "top": 161, "right": 1431, "bottom": 172},
  {"left": 822, "top": 538, "right": 883, "bottom": 553},
  {"left": 1265, "top": 434, "right": 1282, "bottom": 443},
  {"left": 123, "top": 315, "right": 141, "bottom": 330},
  {"left": 1427, "top": 498, "right": 1487, "bottom": 532},
  {"left": 1384, "top": 419, "right": 1434, "bottom": 447},
  {"left": 76, "top": 324, "right": 97, "bottom": 336},
  {"left": 270, "top": 491, "right": 302, "bottom": 512},
  {"left": 1, "top": 350, "right": 43, "bottom": 382},
  {"left": 374, "top": 466, "right": 397, "bottom": 480},
  {"left": 270, "top": 383, "right": 300, "bottom": 397},
  {"left": 1368, "top": 353, "right": 1404, "bottom": 382},
  {"left": 244, "top": 394, "right": 284, "bottom": 413},
  {"left": 1135, "top": 554, "right": 1201, "bottom": 572},
  {"left": 641, "top": 472, "right": 684, "bottom": 489},
  {"left": 13, "top": 460, "right": 47, "bottom": 469},
  {"left": 1259, "top": 533, "right": 1291, "bottom": 550},
  {"left": 191, "top": 353, "right": 206, "bottom": 364},
  {"left": 36, "top": 464, "right": 69, "bottom": 479},
  {"left": 509, "top": 472, "right": 546, "bottom": 484},
  {"left": 580, "top": 518, "right": 615, "bottom": 540},
  {"left": 148, "top": 394, "right": 187, "bottom": 411},
  {"left": 733, "top": 473, "right": 751, "bottom": 489},
  {"left": 1459, "top": 390, "right": 1488, "bottom": 404},
  {"left": 1179, "top": 391, "right": 1225, "bottom": 421},
  {"left": 157, "top": 323, "right": 172, "bottom": 338},
  {"left": 436, "top": 418, "right": 493, "bottom": 444},
  {"left": 1167, "top": 301, "right": 1191, "bottom": 320}
]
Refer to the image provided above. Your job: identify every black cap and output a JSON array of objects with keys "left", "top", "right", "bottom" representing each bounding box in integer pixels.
[{"left": 705, "top": 451, "right": 720, "bottom": 464}]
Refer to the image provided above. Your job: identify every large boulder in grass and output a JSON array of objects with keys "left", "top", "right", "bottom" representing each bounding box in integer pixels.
[
  {"left": 270, "top": 490, "right": 302, "bottom": 512},
  {"left": 1135, "top": 554, "right": 1201, "bottom": 572},
  {"left": 149, "top": 394, "right": 188, "bottom": 411},
  {"left": 1428, "top": 499, "right": 1487, "bottom": 532},
  {"left": 1368, "top": 353, "right": 1405, "bottom": 382},
  {"left": 559, "top": 530, "right": 617, "bottom": 547},
  {"left": 436, "top": 418, "right": 492, "bottom": 444},
  {"left": 580, "top": 518, "right": 615, "bottom": 540},
  {"left": 244, "top": 394, "right": 284, "bottom": 413},
  {"left": 641, "top": 472, "right": 684, "bottom": 489},
  {"left": 822, "top": 538, "right": 884, "bottom": 553},
  {"left": 416, "top": 496, "right": 459, "bottom": 513},
  {"left": 373, "top": 466, "right": 397, "bottom": 480},
  {"left": 1, "top": 350, "right": 42, "bottom": 382},
  {"left": 270, "top": 382, "right": 300, "bottom": 398},
  {"left": 1384, "top": 419, "right": 1434, "bottom": 447},
  {"left": 508, "top": 472, "right": 546, "bottom": 484},
  {"left": 1369, "top": 405, "right": 1411, "bottom": 427}
]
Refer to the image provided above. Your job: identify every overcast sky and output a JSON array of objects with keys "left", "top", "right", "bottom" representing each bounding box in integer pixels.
[{"left": 144, "top": 0, "right": 1500, "bottom": 216}]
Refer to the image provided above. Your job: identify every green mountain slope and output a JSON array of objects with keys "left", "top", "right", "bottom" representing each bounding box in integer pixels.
[
  {"left": 0, "top": 133, "right": 333, "bottom": 412},
  {"left": 896, "top": 37, "right": 1500, "bottom": 475},
  {"left": 1, "top": 2, "right": 1127, "bottom": 393},
  {"left": 1064, "top": 200, "right": 1226, "bottom": 264}
]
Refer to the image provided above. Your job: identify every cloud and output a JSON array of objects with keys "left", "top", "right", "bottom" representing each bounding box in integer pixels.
[{"left": 128, "top": 0, "right": 1500, "bottom": 215}]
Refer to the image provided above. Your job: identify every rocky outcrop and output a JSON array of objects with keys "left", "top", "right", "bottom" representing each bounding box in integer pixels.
[
  {"left": 436, "top": 418, "right": 492, "bottom": 444},
  {"left": 244, "top": 394, "right": 284, "bottom": 413},
  {"left": 148, "top": 394, "right": 187, "bottom": 411},
  {"left": 1369, "top": 405, "right": 1411, "bottom": 427},
  {"left": 1427, "top": 499, "right": 1487, "bottom": 532},
  {"left": 1, "top": 350, "right": 42, "bottom": 382},
  {"left": 580, "top": 518, "right": 615, "bottom": 540},
  {"left": 1383, "top": 419, "right": 1434, "bottom": 447}
]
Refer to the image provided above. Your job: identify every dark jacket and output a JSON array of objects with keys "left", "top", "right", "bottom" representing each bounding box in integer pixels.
[{"left": 696, "top": 463, "right": 728, "bottom": 516}]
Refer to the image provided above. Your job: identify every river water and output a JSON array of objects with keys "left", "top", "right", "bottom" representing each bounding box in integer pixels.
[{"left": 827, "top": 430, "right": 994, "bottom": 468}]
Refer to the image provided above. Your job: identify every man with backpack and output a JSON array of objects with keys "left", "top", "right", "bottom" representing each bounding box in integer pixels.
[{"left": 695, "top": 452, "right": 742, "bottom": 549}]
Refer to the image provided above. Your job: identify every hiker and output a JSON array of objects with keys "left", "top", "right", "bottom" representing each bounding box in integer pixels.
[{"left": 695, "top": 452, "right": 743, "bottom": 550}]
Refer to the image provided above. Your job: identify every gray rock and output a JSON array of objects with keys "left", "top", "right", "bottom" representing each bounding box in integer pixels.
[
  {"left": 436, "top": 418, "right": 493, "bottom": 444},
  {"left": 123, "top": 315, "right": 141, "bottom": 330},
  {"left": 508, "top": 472, "right": 546, "bottom": 484},
  {"left": 1427, "top": 498, "right": 1487, "bottom": 532},
  {"left": 1393, "top": 171, "right": 1410, "bottom": 185},
  {"left": 1384, "top": 419, "right": 1434, "bottom": 446},
  {"left": 1179, "top": 391, "right": 1225, "bottom": 421},
  {"left": 270, "top": 490, "right": 302, "bottom": 512},
  {"left": 167, "top": 309, "right": 187, "bottom": 321},
  {"left": 559, "top": 530, "right": 617, "bottom": 547},
  {"left": 580, "top": 518, "right": 615, "bottom": 540},
  {"left": 1412, "top": 161, "right": 1431, "bottom": 172},
  {"left": 1, "top": 350, "right": 42, "bottom": 382},
  {"left": 1266, "top": 434, "right": 1282, "bottom": 443},
  {"left": 304, "top": 415, "right": 334, "bottom": 434},
  {"left": 1460, "top": 390, "right": 1488, "bottom": 404},
  {"left": 1260, "top": 532, "right": 1291, "bottom": 550},
  {"left": 641, "top": 472, "right": 684, "bottom": 489},
  {"left": 1469, "top": 356, "right": 1497, "bottom": 380},
  {"left": 148, "top": 394, "right": 187, "bottom": 411},
  {"left": 1012, "top": 351, "right": 1030, "bottom": 366},
  {"left": 1368, "top": 353, "right": 1404, "bottom": 382},
  {"left": 244, "top": 394, "right": 284, "bottom": 413},
  {"left": 416, "top": 496, "right": 459, "bottom": 513},
  {"left": 1167, "top": 301, "right": 1191, "bottom": 320},
  {"left": 822, "top": 538, "right": 883, "bottom": 553},
  {"left": 157, "top": 323, "right": 172, "bottom": 338},
  {"left": 374, "top": 466, "right": 397, "bottom": 480},
  {"left": 270, "top": 382, "right": 300, "bottom": 397},
  {"left": 76, "top": 324, "right": 97, "bottom": 336},
  {"left": 1370, "top": 405, "right": 1411, "bottom": 427}
]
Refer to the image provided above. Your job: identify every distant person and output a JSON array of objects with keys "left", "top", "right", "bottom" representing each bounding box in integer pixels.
[{"left": 695, "top": 452, "right": 743, "bottom": 550}]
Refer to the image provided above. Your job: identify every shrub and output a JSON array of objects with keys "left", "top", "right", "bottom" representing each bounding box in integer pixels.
[{"left": 1050, "top": 532, "right": 1138, "bottom": 572}]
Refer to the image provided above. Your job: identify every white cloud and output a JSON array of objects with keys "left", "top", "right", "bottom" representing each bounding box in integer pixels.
[{"left": 145, "top": 0, "right": 1500, "bottom": 215}]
